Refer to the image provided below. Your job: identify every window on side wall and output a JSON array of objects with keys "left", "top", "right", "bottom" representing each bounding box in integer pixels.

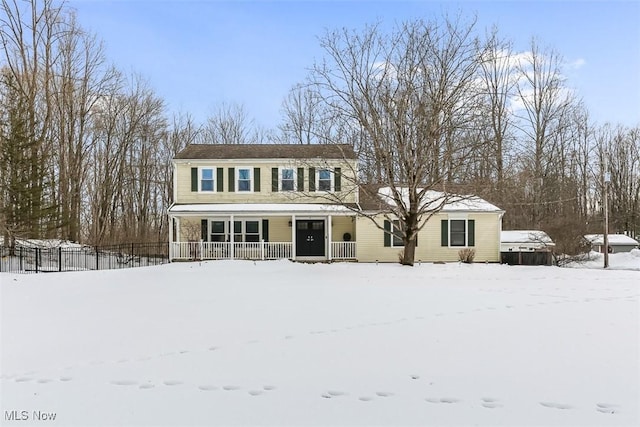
[
  {"left": 450, "top": 220, "right": 466, "bottom": 246},
  {"left": 392, "top": 220, "right": 404, "bottom": 247}
]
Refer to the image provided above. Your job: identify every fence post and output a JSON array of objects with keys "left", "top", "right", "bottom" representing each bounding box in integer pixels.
[
  {"left": 96, "top": 246, "right": 99, "bottom": 270},
  {"left": 261, "top": 240, "right": 265, "bottom": 260},
  {"left": 35, "top": 248, "right": 39, "bottom": 273},
  {"left": 19, "top": 247, "right": 23, "bottom": 271},
  {"left": 59, "top": 247, "right": 62, "bottom": 272}
]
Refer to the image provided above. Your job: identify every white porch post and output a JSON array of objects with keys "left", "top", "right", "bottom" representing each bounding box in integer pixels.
[
  {"left": 327, "top": 215, "right": 332, "bottom": 261},
  {"left": 291, "top": 214, "right": 296, "bottom": 261},
  {"left": 230, "top": 215, "right": 235, "bottom": 260},
  {"left": 168, "top": 215, "right": 174, "bottom": 261}
]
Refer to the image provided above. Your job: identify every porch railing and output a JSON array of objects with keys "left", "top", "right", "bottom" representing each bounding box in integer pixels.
[
  {"left": 331, "top": 241, "right": 357, "bottom": 259},
  {"left": 170, "top": 240, "right": 356, "bottom": 261}
]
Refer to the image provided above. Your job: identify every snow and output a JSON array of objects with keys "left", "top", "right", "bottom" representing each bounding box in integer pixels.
[
  {"left": 377, "top": 187, "right": 503, "bottom": 212},
  {"left": 584, "top": 234, "right": 639, "bottom": 246},
  {"left": 565, "top": 249, "right": 640, "bottom": 271},
  {"left": 501, "top": 230, "right": 555, "bottom": 245},
  {"left": 1, "top": 259, "right": 639, "bottom": 426}
]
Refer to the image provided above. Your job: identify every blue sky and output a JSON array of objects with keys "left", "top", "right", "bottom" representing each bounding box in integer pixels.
[{"left": 68, "top": 0, "right": 640, "bottom": 129}]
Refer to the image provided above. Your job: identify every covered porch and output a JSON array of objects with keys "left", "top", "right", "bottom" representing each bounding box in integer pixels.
[{"left": 168, "top": 203, "right": 357, "bottom": 262}]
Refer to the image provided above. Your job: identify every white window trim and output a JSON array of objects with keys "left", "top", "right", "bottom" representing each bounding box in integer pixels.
[
  {"left": 199, "top": 167, "right": 217, "bottom": 193},
  {"left": 391, "top": 220, "right": 404, "bottom": 248},
  {"left": 316, "top": 168, "right": 333, "bottom": 192},
  {"left": 236, "top": 167, "right": 253, "bottom": 192},
  {"left": 279, "top": 167, "right": 296, "bottom": 192},
  {"left": 447, "top": 217, "right": 470, "bottom": 248},
  {"left": 208, "top": 218, "right": 262, "bottom": 242}
]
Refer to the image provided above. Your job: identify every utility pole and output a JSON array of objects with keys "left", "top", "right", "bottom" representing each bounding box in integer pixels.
[{"left": 603, "top": 156, "right": 610, "bottom": 269}]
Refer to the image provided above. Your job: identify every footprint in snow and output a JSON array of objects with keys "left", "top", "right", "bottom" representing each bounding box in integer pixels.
[
  {"left": 59, "top": 376, "right": 72, "bottom": 382},
  {"left": 208, "top": 346, "right": 219, "bottom": 351},
  {"left": 222, "top": 385, "right": 241, "bottom": 391},
  {"left": 426, "top": 397, "right": 460, "bottom": 404},
  {"left": 481, "top": 397, "right": 503, "bottom": 408},
  {"left": 376, "top": 391, "right": 394, "bottom": 397},
  {"left": 540, "top": 401, "right": 572, "bottom": 410},
  {"left": 37, "top": 379, "right": 53, "bottom": 384},
  {"left": 139, "top": 383, "right": 155, "bottom": 389},
  {"left": 596, "top": 403, "right": 620, "bottom": 414},
  {"left": 111, "top": 380, "right": 137, "bottom": 386},
  {"left": 410, "top": 375, "right": 420, "bottom": 380},
  {"left": 163, "top": 380, "right": 183, "bottom": 386},
  {"left": 263, "top": 385, "right": 276, "bottom": 391},
  {"left": 248, "top": 390, "right": 264, "bottom": 396},
  {"left": 359, "top": 396, "right": 374, "bottom": 402},
  {"left": 15, "top": 377, "right": 33, "bottom": 383},
  {"left": 198, "top": 385, "right": 217, "bottom": 391},
  {"left": 321, "top": 390, "right": 347, "bottom": 399}
]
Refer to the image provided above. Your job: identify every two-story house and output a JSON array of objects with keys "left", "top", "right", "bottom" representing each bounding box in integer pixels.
[
  {"left": 168, "top": 144, "right": 359, "bottom": 262},
  {"left": 168, "top": 143, "right": 505, "bottom": 263}
]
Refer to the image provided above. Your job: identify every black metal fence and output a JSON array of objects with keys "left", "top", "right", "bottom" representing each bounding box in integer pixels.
[{"left": 0, "top": 242, "right": 169, "bottom": 274}]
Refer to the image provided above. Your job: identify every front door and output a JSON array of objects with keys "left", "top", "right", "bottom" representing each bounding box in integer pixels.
[{"left": 296, "top": 220, "right": 325, "bottom": 257}]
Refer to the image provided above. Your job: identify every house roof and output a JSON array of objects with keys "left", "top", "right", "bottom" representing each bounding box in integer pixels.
[
  {"left": 501, "top": 230, "right": 555, "bottom": 245},
  {"left": 584, "top": 234, "right": 639, "bottom": 246},
  {"left": 358, "top": 185, "right": 503, "bottom": 213},
  {"left": 174, "top": 144, "right": 357, "bottom": 160}
]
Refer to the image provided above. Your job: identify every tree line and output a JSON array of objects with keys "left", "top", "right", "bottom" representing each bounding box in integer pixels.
[{"left": 1, "top": 0, "right": 638, "bottom": 256}]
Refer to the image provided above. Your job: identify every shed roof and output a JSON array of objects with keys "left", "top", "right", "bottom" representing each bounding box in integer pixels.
[
  {"left": 174, "top": 144, "right": 357, "bottom": 160},
  {"left": 584, "top": 234, "right": 639, "bottom": 246}
]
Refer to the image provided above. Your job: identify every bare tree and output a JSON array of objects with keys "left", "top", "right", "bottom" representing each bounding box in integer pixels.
[
  {"left": 303, "top": 16, "right": 486, "bottom": 265},
  {"left": 200, "top": 102, "right": 255, "bottom": 144}
]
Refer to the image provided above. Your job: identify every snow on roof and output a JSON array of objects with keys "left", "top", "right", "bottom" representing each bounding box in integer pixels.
[
  {"left": 377, "top": 187, "right": 503, "bottom": 212},
  {"left": 168, "top": 203, "right": 356, "bottom": 215},
  {"left": 584, "top": 234, "right": 639, "bottom": 246},
  {"left": 501, "top": 230, "right": 555, "bottom": 245}
]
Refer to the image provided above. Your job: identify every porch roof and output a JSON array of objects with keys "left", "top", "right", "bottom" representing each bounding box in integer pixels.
[{"left": 168, "top": 203, "right": 358, "bottom": 216}]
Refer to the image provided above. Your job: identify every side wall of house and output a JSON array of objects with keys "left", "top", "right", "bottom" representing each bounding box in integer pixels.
[{"left": 356, "top": 212, "right": 501, "bottom": 263}]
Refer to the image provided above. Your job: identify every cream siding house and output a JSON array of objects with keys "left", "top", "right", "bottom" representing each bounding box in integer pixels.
[
  {"left": 355, "top": 189, "right": 504, "bottom": 263},
  {"left": 168, "top": 144, "right": 504, "bottom": 263},
  {"left": 168, "top": 144, "right": 359, "bottom": 261}
]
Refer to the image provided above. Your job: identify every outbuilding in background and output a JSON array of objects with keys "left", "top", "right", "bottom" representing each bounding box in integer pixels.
[{"left": 500, "top": 230, "right": 555, "bottom": 266}]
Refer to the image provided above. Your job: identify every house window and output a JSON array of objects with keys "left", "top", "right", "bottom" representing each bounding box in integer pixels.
[
  {"left": 441, "top": 218, "right": 475, "bottom": 247},
  {"left": 210, "top": 221, "right": 226, "bottom": 242},
  {"left": 450, "top": 220, "right": 466, "bottom": 246},
  {"left": 281, "top": 168, "right": 295, "bottom": 191},
  {"left": 201, "top": 168, "right": 215, "bottom": 192},
  {"left": 318, "top": 169, "right": 331, "bottom": 191},
  {"left": 391, "top": 220, "right": 404, "bottom": 247},
  {"left": 245, "top": 221, "right": 260, "bottom": 242},
  {"left": 237, "top": 168, "right": 252, "bottom": 191}
]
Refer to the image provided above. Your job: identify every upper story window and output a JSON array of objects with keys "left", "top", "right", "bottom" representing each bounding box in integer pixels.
[
  {"left": 237, "top": 168, "right": 252, "bottom": 192},
  {"left": 200, "top": 168, "right": 215, "bottom": 192},
  {"left": 318, "top": 169, "right": 332, "bottom": 191},
  {"left": 281, "top": 168, "right": 295, "bottom": 191}
]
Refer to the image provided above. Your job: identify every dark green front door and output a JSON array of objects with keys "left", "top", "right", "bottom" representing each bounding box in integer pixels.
[{"left": 296, "top": 220, "right": 325, "bottom": 257}]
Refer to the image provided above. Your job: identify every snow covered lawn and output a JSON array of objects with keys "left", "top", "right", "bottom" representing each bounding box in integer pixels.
[{"left": 1, "top": 259, "right": 639, "bottom": 426}]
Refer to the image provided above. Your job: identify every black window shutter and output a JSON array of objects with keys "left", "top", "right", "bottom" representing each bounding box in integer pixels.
[
  {"left": 216, "top": 168, "right": 224, "bottom": 192},
  {"left": 262, "top": 219, "right": 269, "bottom": 241},
  {"left": 468, "top": 219, "right": 475, "bottom": 246},
  {"left": 201, "top": 219, "right": 208, "bottom": 241},
  {"left": 441, "top": 220, "right": 448, "bottom": 246},
  {"left": 334, "top": 167, "right": 341, "bottom": 191},
  {"left": 271, "top": 168, "right": 278, "bottom": 192},
  {"left": 228, "top": 167, "right": 235, "bottom": 192},
  {"left": 297, "top": 168, "right": 304, "bottom": 191},
  {"left": 254, "top": 167, "right": 261, "bottom": 192},
  {"left": 383, "top": 220, "right": 391, "bottom": 247},
  {"left": 309, "top": 167, "right": 316, "bottom": 191},
  {"left": 191, "top": 167, "right": 198, "bottom": 192}
]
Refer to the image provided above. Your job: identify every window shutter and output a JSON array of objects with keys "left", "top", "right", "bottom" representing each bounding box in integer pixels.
[
  {"left": 216, "top": 168, "right": 224, "bottom": 192},
  {"left": 297, "top": 167, "right": 304, "bottom": 191},
  {"left": 309, "top": 167, "right": 316, "bottom": 191},
  {"left": 334, "top": 167, "right": 341, "bottom": 191},
  {"left": 262, "top": 219, "right": 269, "bottom": 241},
  {"left": 383, "top": 220, "right": 391, "bottom": 247},
  {"left": 468, "top": 219, "right": 475, "bottom": 246},
  {"left": 271, "top": 168, "right": 278, "bottom": 192},
  {"left": 191, "top": 167, "right": 198, "bottom": 192},
  {"left": 254, "top": 167, "right": 261, "bottom": 192},
  {"left": 201, "top": 219, "right": 207, "bottom": 241},
  {"left": 441, "top": 220, "right": 448, "bottom": 246},
  {"left": 228, "top": 167, "right": 235, "bottom": 192}
]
